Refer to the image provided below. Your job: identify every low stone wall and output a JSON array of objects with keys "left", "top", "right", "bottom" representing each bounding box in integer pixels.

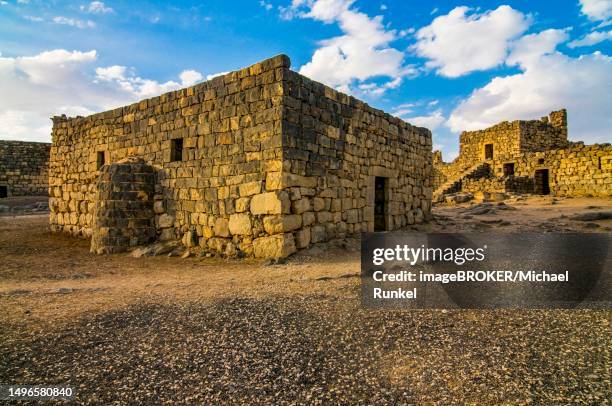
[
  {"left": 462, "top": 176, "right": 534, "bottom": 195},
  {"left": 0, "top": 141, "right": 50, "bottom": 197}
]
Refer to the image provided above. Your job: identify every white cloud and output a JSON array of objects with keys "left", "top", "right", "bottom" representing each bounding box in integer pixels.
[
  {"left": 205, "top": 71, "right": 229, "bottom": 80},
  {"left": 24, "top": 15, "right": 44, "bottom": 22},
  {"left": 179, "top": 70, "right": 203, "bottom": 86},
  {"left": 448, "top": 38, "right": 612, "bottom": 145},
  {"left": 94, "top": 65, "right": 205, "bottom": 99},
  {"left": 259, "top": 0, "right": 273, "bottom": 11},
  {"left": 53, "top": 16, "right": 95, "bottom": 29},
  {"left": 94, "top": 65, "right": 127, "bottom": 81},
  {"left": 507, "top": 29, "right": 569, "bottom": 68},
  {"left": 413, "top": 6, "right": 530, "bottom": 77},
  {"left": 81, "top": 1, "right": 114, "bottom": 14},
  {"left": 568, "top": 29, "right": 612, "bottom": 47},
  {"left": 0, "top": 49, "right": 207, "bottom": 142},
  {"left": 0, "top": 1, "right": 9, "bottom": 5},
  {"left": 287, "top": 0, "right": 411, "bottom": 94},
  {"left": 578, "top": 0, "right": 612, "bottom": 22},
  {"left": 380, "top": 4, "right": 387, "bottom": 11},
  {"left": 400, "top": 110, "right": 445, "bottom": 130}
]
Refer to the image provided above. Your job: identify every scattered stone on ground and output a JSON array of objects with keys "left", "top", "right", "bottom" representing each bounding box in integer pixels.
[
  {"left": 130, "top": 241, "right": 182, "bottom": 258},
  {"left": 570, "top": 211, "right": 612, "bottom": 221},
  {"left": 0, "top": 298, "right": 608, "bottom": 404}
]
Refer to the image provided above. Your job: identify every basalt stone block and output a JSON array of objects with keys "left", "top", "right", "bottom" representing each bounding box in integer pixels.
[
  {"left": 263, "top": 214, "right": 302, "bottom": 234},
  {"left": 250, "top": 191, "right": 290, "bottom": 215},
  {"left": 229, "top": 213, "right": 252, "bottom": 235},
  {"left": 253, "top": 233, "right": 296, "bottom": 259}
]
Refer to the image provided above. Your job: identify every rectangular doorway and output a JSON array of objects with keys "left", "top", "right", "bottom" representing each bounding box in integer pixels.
[
  {"left": 0, "top": 185, "right": 7, "bottom": 198},
  {"left": 374, "top": 177, "right": 388, "bottom": 231},
  {"left": 534, "top": 169, "right": 550, "bottom": 195},
  {"left": 484, "top": 144, "right": 494, "bottom": 160}
]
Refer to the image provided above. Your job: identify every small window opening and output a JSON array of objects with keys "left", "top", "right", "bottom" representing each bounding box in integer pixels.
[
  {"left": 484, "top": 144, "right": 494, "bottom": 160},
  {"left": 538, "top": 158, "right": 545, "bottom": 165},
  {"left": 598, "top": 157, "right": 602, "bottom": 170},
  {"left": 0, "top": 185, "right": 7, "bottom": 198},
  {"left": 374, "top": 177, "right": 388, "bottom": 232},
  {"left": 171, "top": 138, "right": 184, "bottom": 162},
  {"left": 96, "top": 151, "right": 105, "bottom": 170},
  {"left": 503, "top": 163, "right": 515, "bottom": 176}
]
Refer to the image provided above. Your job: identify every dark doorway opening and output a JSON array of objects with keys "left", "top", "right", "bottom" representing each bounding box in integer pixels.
[
  {"left": 484, "top": 144, "right": 494, "bottom": 160},
  {"left": 0, "top": 185, "right": 7, "bottom": 198},
  {"left": 374, "top": 177, "right": 388, "bottom": 231},
  {"left": 534, "top": 169, "right": 550, "bottom": 195},
  {"left": 503, "top": 163, "right": 515, "bottom": 176}
]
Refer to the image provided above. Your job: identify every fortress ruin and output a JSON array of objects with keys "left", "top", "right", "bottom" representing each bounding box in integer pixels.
[
  {"left": 49, "top": 55, "right": 433, "bottom": 258},
  {"left": 433, "top": 109, "right": 611, "bottom": 202}
]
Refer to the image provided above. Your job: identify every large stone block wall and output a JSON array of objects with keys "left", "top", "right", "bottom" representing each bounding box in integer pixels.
[
  {"left": 50, "top": 55, "right": 287, "bottom": 258},
  {"left": 50, "top": 54, "right": 432, "bottom": 258},
  {"left": 276, "top": 70, "right": 432, "bottom": 248},
  {"left": 509, "top": 143, "right": 611, "bottom": 197},
  {"left": 0, "top": 140, "right": 50, "bottom": 196},
  {"left": 520, "top": 109, "right": 568, "bottom": 152}
]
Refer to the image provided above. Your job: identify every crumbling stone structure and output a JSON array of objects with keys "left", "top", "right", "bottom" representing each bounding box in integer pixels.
[
  {"left": 433, "top": 110, "right": 611, "bottom": 201},
  {"left": 0, "top": 140, "right": 50, "bottom": 197},
  {"left": 90, "top": 157, "right": 156, "bottom": 254},
  {"left": 50, "top": 55, "right": 432, "bottom": 258}
]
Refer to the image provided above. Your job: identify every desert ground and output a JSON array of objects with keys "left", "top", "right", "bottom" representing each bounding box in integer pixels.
[{"left": 1, "top": 195, "right": 610, "bottom": 403}]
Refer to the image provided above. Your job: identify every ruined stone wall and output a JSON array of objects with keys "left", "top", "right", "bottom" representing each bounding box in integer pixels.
[
  {"left": 50, "top": 54, "right": 432, "bottom": 258},
  {"left": 432, "top": 110, "right": 570, "bottom": 190},
  {"left": 280, "top": 69, "right": 432, "bottom": 249},
  {"left": 432, "top": 151, "right": 452, "bottom": 189},
  {"left": 510, "top": 143, "right": 611, "bottom": 197},
  {"left": 458, "top": 121, "right": 521, "bottom": 167},
  {"left": 520, "top": 110, "right": 568, "bottom": 152},
  {"left": 0, "top": 140, "right": 50, "bottom": 197},
  {"left": 90, "top": 157, "right": 156, "bottom": 254},
  {"left": 50, "top": 55, "right": 287, "bottom": 259},
  {"left": 458, "top": 143, "right": 611, "bottom": 197}
]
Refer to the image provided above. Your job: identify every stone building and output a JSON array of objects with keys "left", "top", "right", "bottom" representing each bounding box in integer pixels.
[
  {"left": 433, "top": 109, "right": 611, "bottom": 201},
  {"left": 0, "top": 140, "right": 50, "bottom": 198},
  {"left": 49, "top": 55, "right": 433, "bottom": 258}
]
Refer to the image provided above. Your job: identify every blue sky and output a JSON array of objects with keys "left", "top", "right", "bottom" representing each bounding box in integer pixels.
[{"left": 1, "top": 0, "right": 610, "bottom": 159}]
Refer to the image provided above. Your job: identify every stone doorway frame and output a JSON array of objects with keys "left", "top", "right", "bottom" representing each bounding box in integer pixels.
[{"left": 534, "top": 169, "right": 550, "bottom": 195}]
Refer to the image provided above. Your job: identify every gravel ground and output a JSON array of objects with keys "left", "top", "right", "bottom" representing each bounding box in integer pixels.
[
  {"left": 1, "top": 296, "right": 609, "bottom": 404},
  {"left": 1, "top": 198, "right": 610, "bottom": 404}
]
